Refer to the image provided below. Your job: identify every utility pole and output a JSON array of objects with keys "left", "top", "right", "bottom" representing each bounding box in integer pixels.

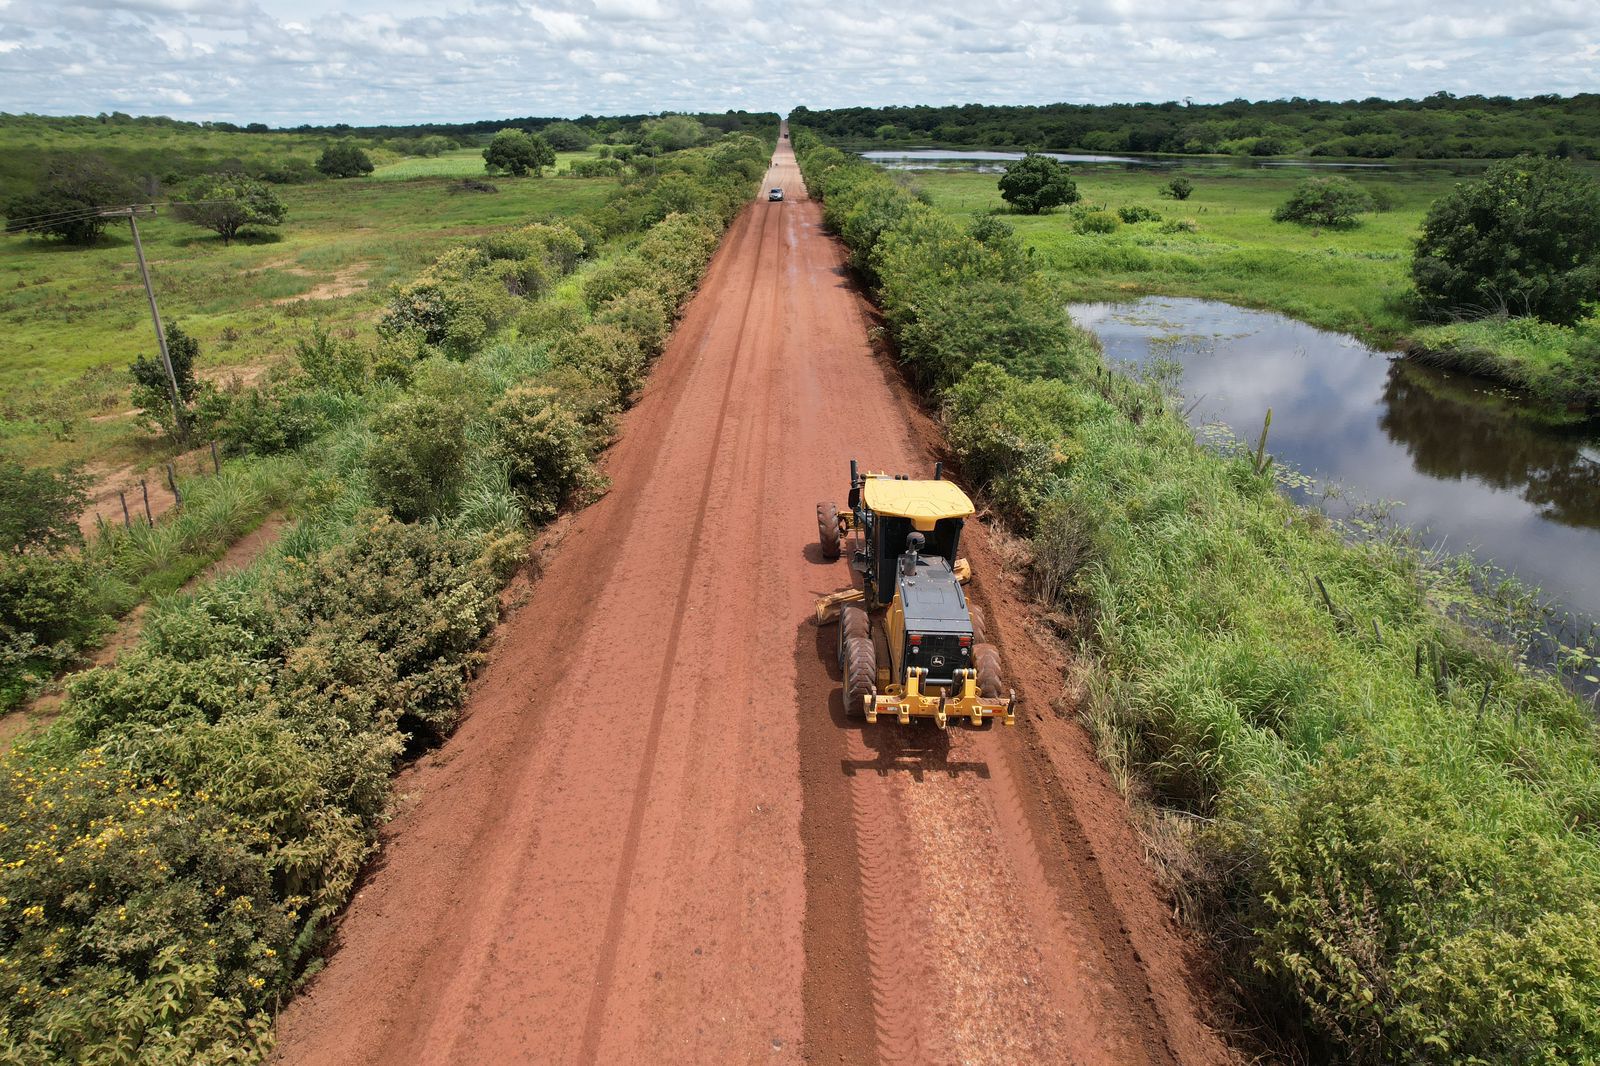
[{"left": 100, "top": 205, "right": 187, "bottom": 439}]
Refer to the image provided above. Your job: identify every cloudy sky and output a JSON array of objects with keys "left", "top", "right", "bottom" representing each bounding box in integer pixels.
[{"left": 0, "top": 0, "right": 1596, "bottom": 125}]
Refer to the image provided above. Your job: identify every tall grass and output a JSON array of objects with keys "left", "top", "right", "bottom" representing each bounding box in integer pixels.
[{"left": 86, "top": 454, "right": 305, "bottom": 594}]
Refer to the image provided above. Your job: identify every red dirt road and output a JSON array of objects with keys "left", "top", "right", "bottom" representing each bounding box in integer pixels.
[{"left": 273, "top": 138, "right": 1233, "bottom": 1066}]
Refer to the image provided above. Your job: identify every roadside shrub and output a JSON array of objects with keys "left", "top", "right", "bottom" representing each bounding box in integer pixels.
[
  {"left": 551, "top": 324, "right": 646, "bottom": 403},
  {"left": 1236, "top": 754, "right": 1600, "bottom": 1064},
  {"left": 595, "top": 287, "right": 674, "bottom": 356},
  {"left": 943, "top": 364, "right": 1064, "bottom": 526},
  {"left": 0, "top": 459, "right": 88, "bottom": 554},
  {"left": 1412, "top": 156, "right": 1600, "bottom": 324},
  {"left": 489, "top": 388, "right": 605, "bottom": 521},
  {"left": 268, "top": 514, "right": 497, "bottom": 738},
  {"left": 0, "top": 551, "right": 109, "bottom": 654},
  {"left": 0, "top": 755, "right": 282, "bottom": 1063},
  {"left": 1273, "top": 176, "right": 1373, "bottom": 228},
  {"left": 364, "top": 393, "right": 472, "bottom": 521},
  {"left": 295, "top": 326, "right": 370, "bottom": 393},
  {"left": 216, "top": 386, "right": 331, "bottom": 456},
  {"left": 377, "top": 247, "right": 517, "bottom": 358}
]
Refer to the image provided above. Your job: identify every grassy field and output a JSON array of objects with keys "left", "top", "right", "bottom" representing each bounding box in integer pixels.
[
  {"left": 0, "top": 169, "right": 619, "bottom": 469},
  {"left": 369, "top": 148, "right": 596, "bottom": 180},
  {"left": 914, "top": 165, "right": 1597, "bottom": 414},
  {"left": 0, "top": 116, "right": 361, "bottom": 193}
]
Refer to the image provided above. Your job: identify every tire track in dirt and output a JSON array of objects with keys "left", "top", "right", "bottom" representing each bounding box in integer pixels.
[{"left": 573, "top": 197, "right": 785, "bottom": 1064}]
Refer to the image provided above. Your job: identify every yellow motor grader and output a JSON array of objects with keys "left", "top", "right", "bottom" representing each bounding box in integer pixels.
[{"left": 815, "top": 461, "right": 1015, "bottom": 729}]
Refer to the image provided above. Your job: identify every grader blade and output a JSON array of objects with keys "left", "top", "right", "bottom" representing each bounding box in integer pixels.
[{"left": 814, "top": 586, "right": 865, "bottom": 625}]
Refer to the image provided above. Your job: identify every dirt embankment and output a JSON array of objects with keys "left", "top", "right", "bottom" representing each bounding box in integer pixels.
[{"left": 271, "top": 139, "right": 1234, "bottom": 1066}]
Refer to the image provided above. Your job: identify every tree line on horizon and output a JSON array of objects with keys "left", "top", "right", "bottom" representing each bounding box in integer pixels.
[{"left": 789, "top": 93, "right": 1600, "bottom": 160}]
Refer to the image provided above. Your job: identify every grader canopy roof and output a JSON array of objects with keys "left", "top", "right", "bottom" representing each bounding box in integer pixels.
[{"left": 861, "top": 479, "right": 974, "bottom": 530}]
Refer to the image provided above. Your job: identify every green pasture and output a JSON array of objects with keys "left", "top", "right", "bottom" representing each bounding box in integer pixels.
[{"left": 0, "top": 171, "right": 619, "bottom": 466}]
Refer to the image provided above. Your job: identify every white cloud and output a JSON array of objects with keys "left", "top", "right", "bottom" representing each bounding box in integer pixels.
[{"left": 0, "top": 0, "right": 1593, "bottom": 123}]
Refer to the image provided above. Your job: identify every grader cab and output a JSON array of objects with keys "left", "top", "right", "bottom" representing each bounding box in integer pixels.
[{"left": 815, "top": 461, "right": 1015, "bottom": 728}]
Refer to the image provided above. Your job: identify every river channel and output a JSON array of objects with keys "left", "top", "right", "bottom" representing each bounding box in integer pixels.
[{"left": 1069, "top": 297, "right": 1600, "bottom": 628}]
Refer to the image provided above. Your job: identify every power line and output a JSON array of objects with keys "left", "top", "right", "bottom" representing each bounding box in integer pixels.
[{"left": 3, "top": 199, "right": 259, "bottom": 232}]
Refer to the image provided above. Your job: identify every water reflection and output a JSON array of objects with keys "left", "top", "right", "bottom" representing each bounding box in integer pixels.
[
  {"left": 1069, "top": 297, "right": 1600, "bottom": 622},
  {"left": 855, "top": 148, "right": 1446, "bottom": 173},
  {"left": 1379, "top": 368, "right": 1600, "bottom": 530}
]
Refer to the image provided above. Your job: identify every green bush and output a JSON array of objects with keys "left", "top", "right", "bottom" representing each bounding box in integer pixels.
[
  {"left": 0, "top": 551, "right": 109, "bottom": 654},
  {"left": 1117, "top": 204, "right": 1162, "bottom": 224},
  {"left": 1159, "top": 176, "right": 1194, "bottom": 201},
  {"left": 377, "top": 247, "right": 517, "bottom": 358},
  {"left": 364, "top": 393, "right": 472, "bottom": 521},
  {"left": 267, "top": 514, "right": 497, "bottom": 738},
  {"left": 595, "top": 287, "right": 674, "bottom": 357},
  {"left": 1273, "top": 176, "right": 1374, "bottom": 228},
  {"left": 551, "top": 324, "right": 646, "bottom": 404},
  {"left": 0, "top": 459, "right": 88, "bottom": 554},
  {"left": 216, "top": 387, "right": 329, "bottom": 456},
  {"left": 1073, "top": 210, "right": 1119, "bottom": 234},
  {"left": 1412, "top": 156, "right": 1600, "bottom": 324},
  {"left": 1237, "top": 754, "right": 1600, "bottom": 1064},
  {"left": 0, "top": 755, "right": 282, "bottom": 1063},
  {"left": 489, "top": 388, "right": 605, "bottom": 521}
]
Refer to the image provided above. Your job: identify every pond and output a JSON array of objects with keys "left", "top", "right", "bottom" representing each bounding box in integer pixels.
[
  {"left": 857, "top": 148, "right": 1429, "bottom": 173},
  {"left": 1069, "top": 297, "right": 1600, "bottom": 633}
]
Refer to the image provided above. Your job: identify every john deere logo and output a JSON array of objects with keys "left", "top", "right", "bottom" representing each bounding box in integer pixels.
[{"left": 930, "top": 655, "right": 946, "bottom": 668}]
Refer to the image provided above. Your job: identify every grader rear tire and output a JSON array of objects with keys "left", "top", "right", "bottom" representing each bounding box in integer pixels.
[
  {"left": 840, "top": 603, "right": 870, "bottom": 643},
  {"left": 973, "top": 642, "right": 1004, "bottom": 700},
  {"left": 816, "top": 502, "right": 842, "bottom": 560},
  {"left": 843, "top": 636, "right": 877, "bottom": 718},
  {"left": 968, "top": 603, "right": 987, "bottom": 646}
]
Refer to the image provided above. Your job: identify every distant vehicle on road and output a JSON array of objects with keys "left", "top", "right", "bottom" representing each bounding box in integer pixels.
[{"left": 769, "top": 188, "right": 784, "bottom": 201}]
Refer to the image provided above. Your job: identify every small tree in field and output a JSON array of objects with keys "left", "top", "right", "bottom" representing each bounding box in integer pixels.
[
  {"left": 483, "top": 129, "right": 555, "bottom": 177},
  {"left": 174, "top": 175, "right": 285, "bottom": 244},
  {"left": 3, "top": 155, "right": 136, "bottom": 244},
  {"left": 315, "top": 144, "right": 374, "bottom": 178},
  {"left": 1273, "top": 176, "right": 1373, "bottom": 228},
  {"left": 540, "top": 122, "right": 592, "bottom": 152},
  {"left": 1160, "top": 176, "right": 1194, "bottom": 201},
  {"left": 129, "top": 322, "right": 201, "bottom": 434},
  {"left": 1412, "top": 156, "right": 1600, "bottom": 324},
  {"left": 998, "top": 153, "right": 1079, "bottom": 214}
]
